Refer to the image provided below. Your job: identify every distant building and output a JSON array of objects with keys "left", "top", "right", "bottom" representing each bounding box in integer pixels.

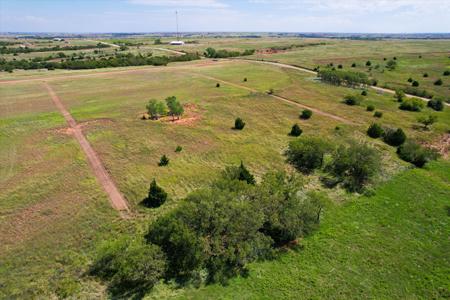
[{"left": 169, "top": 41, "right": 185, "bottom": 45}]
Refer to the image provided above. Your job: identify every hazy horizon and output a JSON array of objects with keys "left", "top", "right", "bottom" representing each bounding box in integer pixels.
[{"left": 1, "top": 0, "right": 450, "bottom": 34}]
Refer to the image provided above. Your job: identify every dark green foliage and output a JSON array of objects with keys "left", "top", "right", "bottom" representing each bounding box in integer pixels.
[
  {"left": 267, "top": 88, "right": 274, "bottom": 95},
  {"left": 158, "top": 155, "right": 169, "bottom": 166},
  {"left": 90, "top": 238, "right": 166, "bottom": 294},
  {"left": 399, "top": 98, "right": 424, "bottom": 112},
  {"left": 367, "top": 123, "right": 384, "bottom": 138},
  {"left": 234, "top": 117, "right": 246, "bottom": 130},
  {"left": 204, "top": 47, "right": 255, "bottom": 58},
  {"left": 402, "top": 86, "right": 433, "bottom": 99},
  {"left": 383, "top": 128, "right": 407, "bottom": 146},
  {"left": 216, "top": 83, "right": 220, "bottom": 87},
  {"left": 374, "top": 111, "right": 383, "bottom": 118},
  {"left": 366, "top": 61, "right": 371, "bottom": 66},
  {"left": 290, "top": 124, "right": 303, "bottom": 137},
  {"left": 175, "top": 145, "right": 183, "bottom": 152},
  {"left": 0, "top": 43, "right": 110, "bottom": 55},
  {"left": 371, "top": 79, "right": 378, "bottom": 86},
  {"left": 443, "top": 70, "right": 449, "bottom": 76},
  {"left": 434, "top": 78, "right": 443, "bottom": 86},
  {"left": 243, "top": 77, "right": 248, "bottom": 82},
  {"left": 351, "top": 63, "right": 356, "bottom": 67},
  {"left": 397, "top": 141, "right": 439, "bottom": 167},
  {"left": 427, "top": 98, "right": 444, "bottom": 111},
  {"left": 327, "top": 142, "right": 381, "bottom": 192},
  {"left": 344, "top": 94, "right": 362, "bottom": 105},
  {"left": 361, "top": 90, "right": 368, "bottom": 96},
  {"left": 165, "top": 96, "right": 184, "bottom": 120},
  {"left": 337, "top": 64, "right": 343, "bottom": 69},
  {"left": 412, "top": 80, "right": 419, "bottom": 87},
  {"left": 300, "top": 109, "right": 313, "bottom": 119},
  {"left": 285, "top": 137, "right": 331, "bottom": 174},
  {"left": 223, "top": 161, "right": 256, "bottom": 185},
  {"left": 407, "top": 77, "right": 413, "bottom": 83},
  {"left": 395, "top": 89, "right": 405, "bottom": 102},
  {"left": 366, "top": 105, "right": 375, "bottom": 112},
  {"left": 142, "top": 179, "right": 167, "bottom": 208},
  {"left": 146, "top": 99, "right": 166, "bottom": 120},
  {"left": 153, "top": 38, "right": 162, "bottom": 45},
  {"left": 423, "top": 73, "right": 428, "bottom": 77},
  {"left": 318, "top": 69, "right": 369, "bottom": 87},
  {"left": 393, "top": 56, "right": 397, "bottom": 60},
  {"left": 386, "top": 60, "right": 397, "bottom": 70}
]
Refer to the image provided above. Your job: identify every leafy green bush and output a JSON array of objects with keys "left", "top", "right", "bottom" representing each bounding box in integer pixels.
[
  {"left": 361, "top": 90, "right": 368, "bottom": 96},
  {"left": 175, "top": 145, "right": 183, "bottom": 152},
  {"left": 374, "top": 111, "right": 383, "bottom": 118},
  {"left": 412, "top": 80, "right": 419, "bottom": 87},
  {"left": 327, "top": 142, "right": 381, "bottom": 192},
  {"left": 367, "top": 123, "right": 384, "bottom": 138},
  {"left": 444, "top": 70, "right": 450, "bottom": 76},
  {"left": 399, "top": 98, "right": 424, "bottom": 112},
  {"left": 366, "top": 105, "right": 375, "bottom": 112},
  {"left": 427, "top": 98, "right": 444, "bottom": 111},
  {"left": 300, "top": 109, "right": 313, "bottom": 119},
  {"left": 234, "top": 117, "right": 246, "bottom": 130},
  {"left": 434, "top": 78, "right": 443, "bottom": 86},
  {"left": 344, "top": 94, "right": 362, "bottom": 105},
  {"left": 142, "top": 179, "right": 167, "bottom": 208},
  {"left": 158, "top": 155, "right": 169, "bottom": 166},
  {"left": 290, "top": 124, "right": 303, "bottom": 137},
  {"left": 223, "top": 161, "right": 256, "bottom": 185},
  {"left": 397, "top": 140, "right": 439, "bottom": 167},
  {"left": 285, "top": 137, "right": 331, "bottom": 173},
  {"left": 383, "top": 128, "right": 407, "bottom": 146},
  {"left": 90, "top": 238, "right": 166, "bottom": 292}
]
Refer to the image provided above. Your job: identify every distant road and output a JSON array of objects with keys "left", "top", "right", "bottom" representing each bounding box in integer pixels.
[
  {"left": 235, "top": 58, "right": 449, "bottom": 107},
  {"left": 153, "top": 47, "right": 186, "bottom": 55},
  {"left": 86, "top": 39, "right": 120, "bottom": 48}
]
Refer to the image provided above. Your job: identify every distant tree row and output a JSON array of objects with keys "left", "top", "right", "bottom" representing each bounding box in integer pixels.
[
  {"left": 204, "top": 47, "right": 255, "bottom": 58},
  {"left": 0, "top": 52, "right": 201, "bottom": 72},
  {"left": 0, "top": 43, "right": 110, "bottom": 54}
]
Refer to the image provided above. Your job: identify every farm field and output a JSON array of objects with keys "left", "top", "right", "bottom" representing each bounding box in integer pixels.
[{"left": 1, "top": 38, "right": 449, "bottom": 299}]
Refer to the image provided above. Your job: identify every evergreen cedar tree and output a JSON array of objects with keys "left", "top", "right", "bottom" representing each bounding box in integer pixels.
[
  {"left": 434, "top": 79, "right": 443, "bottom": 86},
  {"left": 383, "top": 128, "right": 407, "bottom": 147},
  {"left": 158, "top": 155, "right": 169, "bottom": 166},
  {"left": 367, "top": 123, "right": 384, "bottom": 138},
  {"left": 290, "top": 124, "right": 303, "bottom": 137},
  {"left": 374, "top": 111, "right": 383, "bottom": 118},
  {"left": 427, "top": 98, "right": 444, "bottom": 111},
  {"left": 234, "top": 117, "right": 246, "bottom": 130},
  {"left": 237, "top": 161, "right": 256, "bottom": 185},
  {"left": 397, "top": 141, "right": 439, "bottom": 168},
  {"left": 142, "top": 179, "right": 168, "bottom": 208},
  {"left": 300, "top": 109, "right": 313, "bottom": 119},
  {"left": 366, "top": 105, "right": 375, "bottom": 112}
]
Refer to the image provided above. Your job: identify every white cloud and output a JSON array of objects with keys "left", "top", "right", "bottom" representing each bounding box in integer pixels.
[{"left": 129, "top": 0, "right": 228, "bottom": 8}]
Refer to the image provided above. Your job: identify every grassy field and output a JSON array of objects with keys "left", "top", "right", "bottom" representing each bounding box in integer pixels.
[{"left": 0, "top": 39, "right": 449, "bottom": 298}]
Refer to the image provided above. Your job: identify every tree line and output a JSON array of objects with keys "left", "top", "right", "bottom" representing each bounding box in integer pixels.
[
  {"left": 204, "top": 47, "right": 255, "bottom": 58},
  {"left": 317, "top": 68, "right": 370, "bottom": 87},
  {"left": 0, "top": 43, "right": 110, "bottom": 54}
]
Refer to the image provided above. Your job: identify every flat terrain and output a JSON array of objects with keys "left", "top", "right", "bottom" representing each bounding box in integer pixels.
[{"left": 0, "top": 38, "right": 449, "bottom": 298}]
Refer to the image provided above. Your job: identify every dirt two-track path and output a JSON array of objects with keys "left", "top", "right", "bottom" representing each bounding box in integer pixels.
[{"left": 44, "top": 83, "right": 130, "bottom": 216}]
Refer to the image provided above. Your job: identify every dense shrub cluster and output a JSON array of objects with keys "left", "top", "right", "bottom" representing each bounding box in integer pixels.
[
  {"left": 234, "top": 117, "right": 246, "bottom": 130},
  {"left": 344, "top": 94, "right": 363, "bottom": 105},
  {"left": 399, "top": 98, "right": 424, "bottom": 112},
  {"left": 290, "top": 124, "right": 303, "bottom": 137},
  {"left": 285, "top": 137, "right": 331, "bottom": 174},
  {"left": 317, "top": 68, "right": 369, "bottom": 87},
  {"left": 146, "top": 96, "right": 184, "bottom": 121},
  {"left": 427, "top": 98, "right": 444, "bottom": 111},
  {"left": 0, "top": 52, "right": 200, "bottom": 72},
  {"left": 0, "top": 43, "right": 109, "bottom": 54},
  {"left": 397, "top": 141, "right": 439, "bottom": 167},
  {"left": 367, "top": 123, "right": 384, "bottom": 138},
  {"left": 204, "top": 47, "right": 255, "bottom": 58},
  {"left": 383, "top": 127, "right": 407, "bottom": 146},
  {"left": 300, "top": 109, "right": 313, "bottom": 119}
]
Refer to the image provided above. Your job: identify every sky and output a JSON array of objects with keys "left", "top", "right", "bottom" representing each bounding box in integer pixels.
[{"left": 1, "top": 0, "right": 449, "bottom": 33}]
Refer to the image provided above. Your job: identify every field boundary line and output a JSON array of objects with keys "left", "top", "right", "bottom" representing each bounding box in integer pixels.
[
  {"left": 43, "top": 83, "right": 130, "bottom": 216},
  {"left": 187, "top": 72, "right": 356, "bottom": 125}
]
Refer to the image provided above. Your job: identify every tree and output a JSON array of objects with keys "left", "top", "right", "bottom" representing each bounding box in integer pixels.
[
  {"left": 154, "top": 38, "right": 162, "bottom": 45},
  {"left": 223, "top": 161, "right": 256, "bottom": 185},
  {"left": 234, "top": 117, "right": 246, "bottom": 130},
  {"left": 338, "top": 64, "right": 343, "bottom": 69},
  {"left": 361, "top": 90, "right": 368, "bottom": 96},
  {"left": 423, "top": 73, "right": 428, "bottom": 77},
  {"left": 395, "top": 89, "right": 405, "bottom": 102},
  {"left": 158, "top": 155, "right": 169, "bottom": 166},
  {"left": 366, "top": 60, "right": 372, "bottom": 66},
  {"left": 142, "top": 179, "right": 167, "bottom": 208},
  {"left": 175, "top": 145, "right": 183, "bottom": 152},
  {"left": 367, "top": 123, "right": 384, "bottom": 138},
  {"left": 397, "top": 140, "right": 439, "bottom": 168},
  {"left": 146, "top": 99, "right": 166, "bottom": 120},
  {"left": 204, "top": 47, "right": 217, "bottom": 58},
  {"left": 366, "top": 105, "right": 375, "bottom": 112},
  {"left": 344, "top": 94, "right": 362, "bottom": 105},
  {"left": 243, "top": 77, "right": 248, "bottom": 82},
  {"left": 328, "top": 142, "right": 381, "bottom": 192},
  {"left": 386, "top": 59, "right": 397, "bottom": 70},
  {"left": 351, "top": 63, "right": 356, "bottom": 67},
  {"left": 399, "top": 98, "right": 424, "bottom": 112},
  {"left": 434, "top": 78, "right": 443, "bottom": 86},
  {"left": 90, "top": 237, "right": 166, "bottom": 292},
  {"left": 165, "top": 96, "right": 184, "bottom": 120},
  {"left": 443, "top": 70, "right": 450, "bottom": 76},
  {"left": 407, "top": 77, "right": 413, "bottom": 83},
  {"left": 285, "top": 137, "right": 331, "bottom": 173},
  {"left": 412, "top": 80, "right": 419, "bottom": 87},
  {"left": 427, "top": 98, "right": 444, "bottom": 111},
  {"left": 418, "top": 115, "right": 437, "bottom": 130},
  {"left": 216, "top": 82, "right": 220, "bottom": 88},
  {"left": 300, "top": 109, "right": 313, "bottom": 119},
  {"left": 383, "top": 127, "right": 406, "bottom": 146},
  {"left": 290, "top": 124, "right": 303, "bottom": 137}
]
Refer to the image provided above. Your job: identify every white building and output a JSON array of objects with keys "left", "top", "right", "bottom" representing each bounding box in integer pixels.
[{"left": 169, "top": 41, "right": 185, "bottom": 45}]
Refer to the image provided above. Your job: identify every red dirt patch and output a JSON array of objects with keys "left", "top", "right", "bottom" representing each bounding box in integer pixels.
[{"left": 422, "top": 133, "right": 450, "bottom": 159}]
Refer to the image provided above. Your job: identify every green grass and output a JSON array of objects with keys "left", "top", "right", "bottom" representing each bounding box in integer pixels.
[{"left": 168, "top": 160, "right": 450, "bottom": 299}]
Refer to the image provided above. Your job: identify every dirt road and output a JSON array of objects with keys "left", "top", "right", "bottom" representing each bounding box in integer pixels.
[
  {"left": 189, "top": 72, "right": 355, "bottom": 125},
  {"left": 154, "top": 47, "right": 186, "bottom": 55},
  {"left": 44, "top": 83, "right": 130, "bottom": 215}
]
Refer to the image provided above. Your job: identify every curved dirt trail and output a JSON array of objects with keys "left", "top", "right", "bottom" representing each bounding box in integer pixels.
[
  {"left": 44, "top": 83, "right": 130, "bottom": 216},
  {"left": 188, "top": 72, "right": 356, "bottom": 125}
]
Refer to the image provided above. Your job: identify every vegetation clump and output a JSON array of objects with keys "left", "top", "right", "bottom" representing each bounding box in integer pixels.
[
  {"left": 399, "top": 98, "right": 424, "bottom": 112},
  {"left": 374, "top": 111, "right": 383, "bottom": 118},
  {"left": 434, "top": 78, "right": 443, "bottom": 86},
  {"left": 223, "top": 161, "right": 256, "bottom": 185},
  {"left": 366, "top": 105, "right": 375, "bottom": 112},
  {"left": 383, "top": 128, "right": 407, "bottom": 146},
  {"left": 204, "top": 47, "right": 255, "bottom": 58},
  {"left": 397, "top": 141, "right": 439, "bottom": 167},
  {"left": 318, "top": 69, "right": 369, "bottom": 87},
  {"left": 142, "top": 179, "right": 168, "bottom": 208},
  {"left": 418, "top": 115, "right": 437, "bottom": 130},
  {"left": 367, "top": 123, "right": 384, "bottom": 138},
  {"left": 146, "top": 99, "right": 166, "bottom": 120},
  {"left": 344, "top": 94, "right": 362, "bottom": 106},
  {"left": 166, "top": 96, "right": 184, "bottom": 121},
  {"left": 158, "top": 155, "right": 169, "bottom": 166},
  {"left": 285, "top": 137, "right": 331, "bottom": 174},
  {"left": 300, "top": 109, "right": 313, "bottom": 119},
  {"left": 290, "top": 124, "right": 303, "bottom": 137},
  {"left": 234, "top": 117, "right": 246, "bottom": 130},
  {"left": 427, "top": 98, "right": 444, "bottom": 111}
]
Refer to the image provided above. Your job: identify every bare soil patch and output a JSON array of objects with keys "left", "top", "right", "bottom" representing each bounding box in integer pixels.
[{"left": 423, "top": 133, "right": 450, "bottom": 159}]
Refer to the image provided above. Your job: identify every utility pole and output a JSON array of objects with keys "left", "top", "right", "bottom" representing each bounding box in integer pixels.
[{"left": 176, "top": 11, "right": 179, "bottom": 40}]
